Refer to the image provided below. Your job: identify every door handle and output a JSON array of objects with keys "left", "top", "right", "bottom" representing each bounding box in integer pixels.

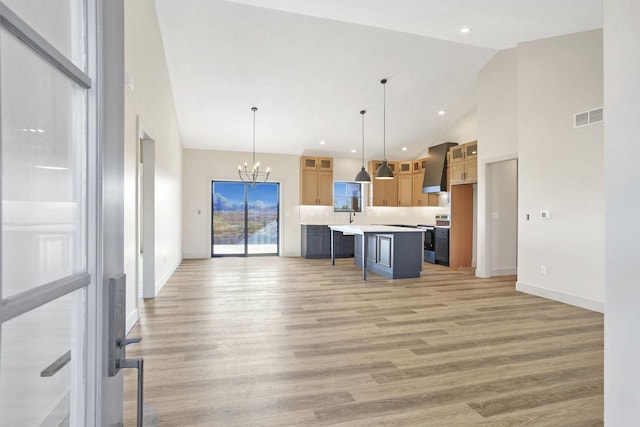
[
  {"left": 119, "top": 357, "right": 144, "bottom": 427},
  {"left": 118, "top": 338, "right": 144, "bottom": 427}
]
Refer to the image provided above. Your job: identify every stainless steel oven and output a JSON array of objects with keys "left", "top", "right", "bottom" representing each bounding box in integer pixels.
[
  {"left": 419, "top": 214, "right": 450, "bottom": 265},
  {"left": 417, "top": 225, "right": 435, "bottom": 263}
]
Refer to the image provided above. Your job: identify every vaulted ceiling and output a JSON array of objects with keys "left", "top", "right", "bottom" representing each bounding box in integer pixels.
[{"left": 154, "top": 0, "right": 602, "bottom": 160}]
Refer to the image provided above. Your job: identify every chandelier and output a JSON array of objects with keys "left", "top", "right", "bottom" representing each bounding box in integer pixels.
[{"left": 238, "top": 106, "right": 270, "bottom": 186}]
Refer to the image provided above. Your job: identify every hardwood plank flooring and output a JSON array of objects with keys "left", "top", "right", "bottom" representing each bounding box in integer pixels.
[{"left": 124, "top": 257, "right": 603, "bottom": 426}]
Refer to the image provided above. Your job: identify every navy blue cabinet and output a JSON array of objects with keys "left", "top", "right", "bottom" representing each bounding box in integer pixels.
[{"left": 301, "top": 225, "right": 354, "bottom": 259}]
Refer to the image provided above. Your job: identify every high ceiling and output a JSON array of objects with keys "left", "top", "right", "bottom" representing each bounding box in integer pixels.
[{"left": 154, "top": 0, "right": 602, "bottom": 160}]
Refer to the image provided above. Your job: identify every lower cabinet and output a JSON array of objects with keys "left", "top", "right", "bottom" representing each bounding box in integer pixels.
[
  {"left": 355, "top": 232, "right": 422, "bottom": 279},
  {"left": 301, "top": 225, "right": 354, "bottom": 259}
]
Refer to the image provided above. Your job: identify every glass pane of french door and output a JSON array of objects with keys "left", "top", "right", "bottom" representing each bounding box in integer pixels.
[
  {"left": 0, "top": 3, "right": 90, "bottom": 425},
  {"left": 211, "top": 182, "right": 279, "bottom": 256},
  {"left": 212, "top": 182, "right": 247, "bottom": 255},
  {"left": 247, "top": 183, "right": 279, "bottom": 255}
]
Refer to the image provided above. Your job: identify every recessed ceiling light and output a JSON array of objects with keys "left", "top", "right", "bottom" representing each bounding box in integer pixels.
[
  {"left": 461, "top": 27, "right": 471, "bottom": 34},
  {"left": 319, "top": 140, "right": 326, "bottom": 145},
  {"left": 351, "top": 149, "right": 356, "bottom": 153},
  {"left": 401, "top": 147, "right": 407, "bottom": 151},
  {"left": 438, "top": 110, "right": 446, "bottom": 116}
]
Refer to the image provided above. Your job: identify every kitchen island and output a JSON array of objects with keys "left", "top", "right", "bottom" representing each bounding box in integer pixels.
[{"left": 328, "top": 225, "right": 424, "bottom": 280}]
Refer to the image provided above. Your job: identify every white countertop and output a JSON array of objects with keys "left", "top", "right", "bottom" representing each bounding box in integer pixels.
[{"left": 328, "top": 224, "right": 424, "bottom": 235}]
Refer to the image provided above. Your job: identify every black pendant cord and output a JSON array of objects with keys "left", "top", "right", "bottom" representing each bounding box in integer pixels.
[
  {"left": 381, "top": 78, "right": 387, "bottom": 161},
  {"left": 361, "top": 110, "right": 366, "bottom": 166},
  {"left": 252, "top": 106, "right": 257, "bottom": 167}
]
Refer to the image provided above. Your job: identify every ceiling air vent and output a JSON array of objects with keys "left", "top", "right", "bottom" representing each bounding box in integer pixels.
[{"left": 574, "top": 107, "right": 603, "bottom": 128}]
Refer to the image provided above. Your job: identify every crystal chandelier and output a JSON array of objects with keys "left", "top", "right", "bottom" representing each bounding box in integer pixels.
[{"left": 238, "top": 106, "right": 270, "bottom": 186}]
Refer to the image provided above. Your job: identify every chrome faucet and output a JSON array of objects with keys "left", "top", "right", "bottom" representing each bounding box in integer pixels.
[{"left": 349, "top": 208, "right": 355, "bottom": 223}]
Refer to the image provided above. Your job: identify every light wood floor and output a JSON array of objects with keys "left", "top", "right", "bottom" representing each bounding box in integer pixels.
[{"left": 124, "top": 257, "right": 603, "bottom": 426}]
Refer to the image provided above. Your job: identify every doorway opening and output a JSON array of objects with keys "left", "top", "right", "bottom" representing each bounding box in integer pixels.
[
  {"left": 137, "top": 133, "right": 156, "bottom": 298},
  {"left": 211, "top": 181, "right": 280, "bottom": 256}
]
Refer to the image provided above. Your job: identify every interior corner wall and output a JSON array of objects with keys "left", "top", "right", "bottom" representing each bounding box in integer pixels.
[
  {"left": 476, "top": 48, "right": 518, "bottom": 278},
  {"left": 604, "top": 0, "right": 640, "bottom": 423},
  {"left": 516, "top": 30, "right": 604, "bottom": 311},
  {"left": 415, "top": 109, "right": 478, "bottom": 159},
  {"left": 487, "top": 159, "right": 518, "bottom": 276},
  {"left": 182, "top": 149, "right": 301, "bottom": 258},
  {"left": 124, "top": 0, "right": 183, "bottom": 325}
]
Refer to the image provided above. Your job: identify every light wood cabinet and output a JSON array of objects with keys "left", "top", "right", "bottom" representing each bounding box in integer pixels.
[
  {"left": 448, "top": 141, "right": 477, "bottom": 186},
  {"left": 412, "top": 158, "right": 427, "bottom": 174},
  {"left": 398, "top": 174, "right": 413, "bottom": 206},
  {"left": 368, "top": 160, "right": 398, "bottom": 206},
  {"left": 398, "top": 161, "right": 412, "bottom": 175},
  {"left": 412, "top": 170, "right": 429, "bottom": 206},
  {"left": 300, "top": 156, "right": 333, "bottom": 205},
  {"left": 301, "top": 156, "right": 333, "bottom": 171}
]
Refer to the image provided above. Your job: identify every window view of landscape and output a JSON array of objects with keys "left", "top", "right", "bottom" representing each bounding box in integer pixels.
[
  {"left": 212, "top": 182, "right": 279, "bottom": 255},
  {"left": 334, "top": 182, "right": 361, "bottom": 212}
]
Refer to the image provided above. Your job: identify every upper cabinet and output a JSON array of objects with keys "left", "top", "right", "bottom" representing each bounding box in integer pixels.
[
  {"left": 300, "top": 156, "right": 333, "bottom": 206},
  {"left": 448, "top": 141, "right": 478, "bottom": 186},
  {"left": 368, "top": 160, "right": 398, "bottom": 206},
  {"left": 398, "top": 161, "right": 412, "bottom": 175},
  {"left": 301, "top": 156, "right": 333, "bottom": 171}
]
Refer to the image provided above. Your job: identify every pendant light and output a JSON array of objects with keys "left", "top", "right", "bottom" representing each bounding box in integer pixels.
[
  {"left": 238, "top": 107, "right": 270, "bottom": 186},
  {"left": 355, "top": 109, "right": 371, "bottom": 183},
  {"left": 376, "top": 78, "right": 394, "bottom": 179}
]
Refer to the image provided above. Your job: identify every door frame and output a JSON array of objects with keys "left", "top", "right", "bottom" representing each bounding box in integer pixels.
[{"left": 136, "top": 119, "right": 156, "bottom": 299}]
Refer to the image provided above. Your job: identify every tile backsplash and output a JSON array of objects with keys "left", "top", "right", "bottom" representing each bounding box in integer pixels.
[{"left": 299, "top": 204, "right": 450, "bottom": 226}]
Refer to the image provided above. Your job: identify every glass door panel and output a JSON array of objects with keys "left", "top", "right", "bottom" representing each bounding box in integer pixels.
[
  {"left": 247, "top": 183, "right": 279, "bottom": 255},
  {"left": 212, "top": 182, "right": 247, "bottom": 255},
  {"left": 1, "top": 26, "right": 86, "bottom": 297},
  {"left": 0, "top": 4, "right": 90, "bottom": 425},
  {"left": 1, "top": 0, "right": 86, "bottom": 70},
  {"left": 0, "top": 289, "right": 85, "bottom": 427},
  {"left": 212, "top": 182, "right": 279, "bottom": 256}
]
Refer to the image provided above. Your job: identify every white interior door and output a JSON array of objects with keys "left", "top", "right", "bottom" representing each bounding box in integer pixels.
[{"left": 0, "top": 1, "right": 96, "bottom": 425}]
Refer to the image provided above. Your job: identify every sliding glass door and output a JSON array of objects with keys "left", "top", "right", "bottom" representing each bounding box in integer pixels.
[{"left": 212, "top": 181, "right": 279, "bottom": 256}]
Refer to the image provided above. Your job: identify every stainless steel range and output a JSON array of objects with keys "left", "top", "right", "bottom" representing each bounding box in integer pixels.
[
  {"left": 434, "top": 214, "right": 450, "bottom": 266},
  {"left": 418, "top": 214, "right": 450, "bottom": 265}
]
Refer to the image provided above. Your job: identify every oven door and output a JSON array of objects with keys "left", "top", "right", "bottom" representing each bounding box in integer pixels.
[{"left": 423, "top": 227, "right": 435, "bottom": 251}]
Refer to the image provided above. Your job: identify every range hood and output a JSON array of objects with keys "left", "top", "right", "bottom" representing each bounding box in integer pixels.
[{"left": 422, "top": 142, "right": 458, "bottom": 193}]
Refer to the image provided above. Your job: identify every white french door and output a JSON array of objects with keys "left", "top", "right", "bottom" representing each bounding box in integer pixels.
[{"left": 0, "top": 1, "right": 97, "bottom": 425}]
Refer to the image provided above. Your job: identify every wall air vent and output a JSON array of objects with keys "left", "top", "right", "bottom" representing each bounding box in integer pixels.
[{"left": 574, "top": 107, "right": 603, "bottom": 128}]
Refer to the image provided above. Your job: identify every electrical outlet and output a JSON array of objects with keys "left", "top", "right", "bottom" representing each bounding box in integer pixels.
[
  {"left": 540, "top": 265, "right": 547, "bottom": 274},
  {"left": 541, "top": 210, "right": 551, "bottom": 220}
]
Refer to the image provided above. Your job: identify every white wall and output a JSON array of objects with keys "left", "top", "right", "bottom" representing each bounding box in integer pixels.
[
  {"left": 603, "top": 0, "right": 640, "bottom": 423},
  {"left": 124, "top": 0, "right": 183, "bottom": 328},
  {"left": 416, "top": 109, "right": 478, "bottom": 159},
  {"left": 487, "top": 159, "right": 518, "bottom": 276},
  {"left": 182, "top": 149, "right": 301, "bottom": 258},
  {"left": 182, "top": 152, "right": 451, "bottom": 258},
  {"left": 516, "top": 30, "right": 604, "bottom": 312},
  {"left": 476, "top": 49, "right": 518, "bottom": 278}
]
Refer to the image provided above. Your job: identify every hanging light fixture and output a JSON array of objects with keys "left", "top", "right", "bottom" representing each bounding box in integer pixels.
[
  {"left": 238, "top": 106, "right": 270, "bottom": 186},
  {"left": 376, "top": 78, "right": 394, "bottom": 179},
  {"left": 355, "top": 109, "right": 371, "bottom": 183}
]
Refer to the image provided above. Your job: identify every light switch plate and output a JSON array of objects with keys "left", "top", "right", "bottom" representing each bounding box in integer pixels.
[{"left": 541, "top": 210, "right": 551, "bottom": 220}]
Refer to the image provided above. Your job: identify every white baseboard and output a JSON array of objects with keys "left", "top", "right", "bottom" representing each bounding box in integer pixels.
[
  {"left": 516, "top": 281, "right": 604, "bottom": 313},
  {"left": 154, "top": 257, "right": 182, "bottom": 296},
  {"left": 126, "top": 308, "right": 139, "bottom": 333},
  {"left": 475, "top": 269, "right": 491, "bottom": 278},
  {"left": 282, "top": 251, "right": 300, "bottom": 257},
  {"left": 491, "top": 267, "right": 517, "bottom": 276},
  {"left": 183, "top": 252, "right": 209, "bottom": 259}
]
